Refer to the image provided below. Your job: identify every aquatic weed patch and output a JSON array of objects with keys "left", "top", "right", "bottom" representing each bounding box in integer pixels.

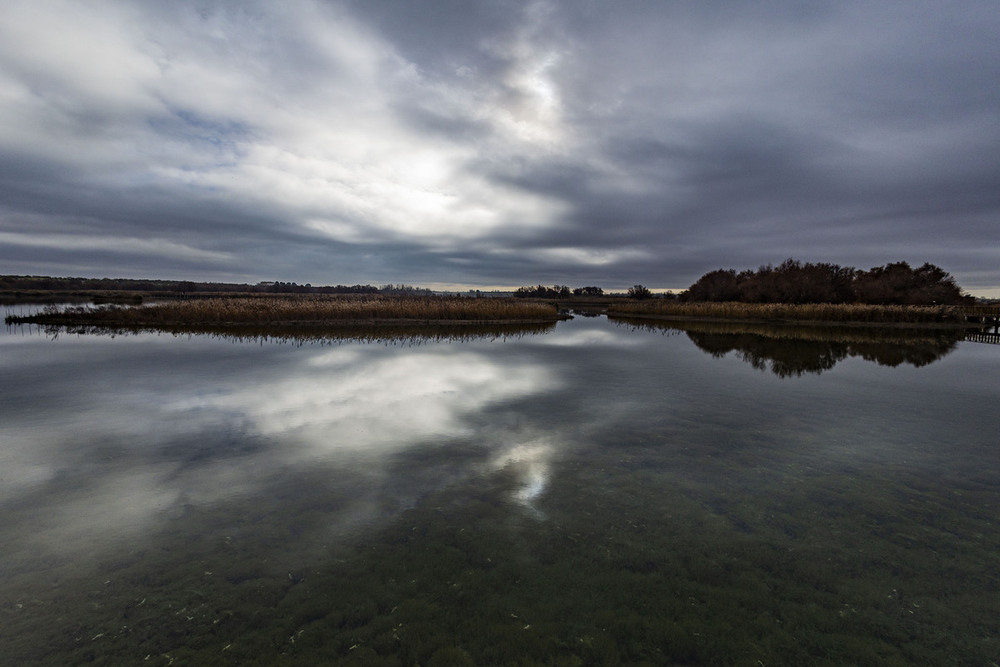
[
  {"left": 268, "top": 457, "right": 1000, "bottom": 666},
  {"left": 3, "top": 442, "right": 998, "bottom": 666}
]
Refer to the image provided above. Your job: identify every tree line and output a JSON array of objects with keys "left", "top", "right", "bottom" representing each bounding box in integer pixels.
[
  {"left": 2, "top": 259, "right": 971, "bottom": 306},
  {"left": 514, "top": 285, "right": 605, "bottom": 297},
  {"left": 680, "top": 260, "right": 969, "bottom": 305},
  {"left": 0, "top": 275, "right": 397, "bottom": 295},
  {"left": 513, "top": 260, "right": 969, "bottom": 305}
]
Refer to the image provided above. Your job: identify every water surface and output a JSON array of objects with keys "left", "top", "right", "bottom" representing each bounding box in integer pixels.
[{"left": 2, "top": 315, "right": 998, "bottom": 665}]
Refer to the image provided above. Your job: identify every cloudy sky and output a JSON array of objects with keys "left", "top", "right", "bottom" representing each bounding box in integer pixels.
[{"left": 2, "top": 1, "right": 998, "bottom": 293}]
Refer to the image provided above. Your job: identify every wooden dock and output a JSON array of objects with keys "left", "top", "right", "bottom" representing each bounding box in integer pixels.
[
  {"left": 960, "top": 304, "right": 1000, "bottom": 323},
  {"left": 965, "top": 330, "right": 1000, "bottom": 344},
  {"left": 960, "top": 304, "right": 1000, "bottom": 317},
  {"left": 960, "top": 305, "right": 1000, "bottom": 344}
]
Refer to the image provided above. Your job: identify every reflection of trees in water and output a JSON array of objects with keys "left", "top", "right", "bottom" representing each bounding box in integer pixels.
[
  {"left": 692, "top": 333, "right": 848, "bottom": 376},
  {"left": 614, "top": 318, "right": 961, "bottom": 377},
  {"left": 27, "top": 322, "right": 557, "bottom": 346},
  {"left": 689, "top": 333, "right": 958, "bottom": 377},
  {"left": 848, "top": 340, "right": 957, "bottom": 368}
]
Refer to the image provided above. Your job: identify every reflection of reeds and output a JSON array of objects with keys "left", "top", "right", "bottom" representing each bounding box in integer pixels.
[
  {"left": 609, "top": 301, "right": 967, "bottom": 325},
  {"left": 5, "top": 295, "right": 561, "bottom": 327},
  {"left": 34, "top": 322, "right": 557, "bottom": 345},
  {"left": 612, "top": 317, "right": 966, "bottom": 346}
]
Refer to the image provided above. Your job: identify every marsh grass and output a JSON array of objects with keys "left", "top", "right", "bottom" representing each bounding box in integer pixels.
[
  {"left": 609, "top": 301, "right": 968, "bottom": 325},
  {"left": 5, "top": 295, "right": 561, "bottom": 327}
]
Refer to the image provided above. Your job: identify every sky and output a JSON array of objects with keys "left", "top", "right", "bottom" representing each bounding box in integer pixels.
[{"left": 1, "top": 1, "right": 998, "bottom": 294}]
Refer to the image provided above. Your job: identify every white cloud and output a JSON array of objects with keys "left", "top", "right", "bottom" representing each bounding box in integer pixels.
[
  {"left": 0, "top": 0, "right": 997, "bottom": 288},
  {"left": 0, "top": 0, "right": 571, "bottom": 253},
  {"left": 489, "top": 246, "right": 652, "bottom": 267}
]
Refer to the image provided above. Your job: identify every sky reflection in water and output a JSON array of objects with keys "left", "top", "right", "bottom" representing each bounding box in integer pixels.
[
  {"left": 1, "top": 325, "right": 564, "bottom": 562},
  {"left": 1, "top": 315, "right": 998, "bottom": 664},
  {"left": 0, "top": 317, "right": 987, "bottom": 557}
]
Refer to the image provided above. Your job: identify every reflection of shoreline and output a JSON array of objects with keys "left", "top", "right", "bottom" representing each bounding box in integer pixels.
[
  {"left": 13, "top": 321, "right": 557, "bottom": 344},
  {"left": 608, "top": 311, "right": 973, "bottom": 329},
  {"left": 613, "top": 317, "right": 961, "bottom": 376}
]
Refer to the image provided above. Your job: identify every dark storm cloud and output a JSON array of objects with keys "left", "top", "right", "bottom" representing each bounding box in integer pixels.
[{"left": 1, "top": 0, "right": 998, "bottom": 293}]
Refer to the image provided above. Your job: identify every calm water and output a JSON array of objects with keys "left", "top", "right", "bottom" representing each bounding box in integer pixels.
[{"left": 1, "top": 314, "right": 998, "bottom": 665}]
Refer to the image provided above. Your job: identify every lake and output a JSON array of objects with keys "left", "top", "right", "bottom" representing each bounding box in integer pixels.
[{"left": 2, "top": 312, "right": 998, "bottom": 665}]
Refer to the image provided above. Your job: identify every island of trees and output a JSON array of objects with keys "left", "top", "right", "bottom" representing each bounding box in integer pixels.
[
  {"left": 679, "top": 260, "right": 969, "bottom": 306},
  {"left": 603, "top": 261, "right": 993, "bottom": 328}
]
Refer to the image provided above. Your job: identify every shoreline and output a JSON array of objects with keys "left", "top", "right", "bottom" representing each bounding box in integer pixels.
[
  {"left": 5, "top": 317, "right": 566, "bottom": 328},
  {"left": 5, "top": 295, "right": 997, "bottom": 331},
  {"left": 605, "top": 312, "right": 983, "bottom": 330}
]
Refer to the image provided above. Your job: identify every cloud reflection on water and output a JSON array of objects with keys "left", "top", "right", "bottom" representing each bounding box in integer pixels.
[
  {"left": 4, "top": 315, "right": 977, "bottom": 573},
  {"left": 169, "top": 348, "right": 555, "bottom": 457},
  {"left": 0, "top": 335, "right": 560, "bottom": 565},
  {"left": 491, "top": 440, "right": 554, "bottom": 518},
  {"left": 526, "top": 327, "right": 641, "bottom": 348}
]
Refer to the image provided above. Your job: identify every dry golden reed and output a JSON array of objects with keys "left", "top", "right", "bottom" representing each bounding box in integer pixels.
[{"left": 9, "top": 295, "right": 560, "bottom": 326}]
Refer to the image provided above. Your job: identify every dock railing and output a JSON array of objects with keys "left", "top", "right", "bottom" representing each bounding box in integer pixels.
[
  {"left": 960, "top": 305, "right": 1000, "bottom": 343},
  {"left": 959, "top": 304, "right": 1000, "bottom": 317}
]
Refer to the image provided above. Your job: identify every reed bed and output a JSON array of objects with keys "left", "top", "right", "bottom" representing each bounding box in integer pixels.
[
  {"left": 5, "top": 295, "right": 561, "bottom": 327},
  {"left": 608, "top": 301, "right": 968, "bottom": 325}
]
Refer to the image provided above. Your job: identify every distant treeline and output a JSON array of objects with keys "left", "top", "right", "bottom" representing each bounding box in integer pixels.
[
  {"left": 512, "top": 260, "right": 970, "bottom": 306},
  {"left": 514, "top": 285, "right": 605, "bottom": 297},
  {"left": 0, "top": 275, "right": 432, "bottom": 296},
  {"left": 1, "top": 260, "right": 971, "bottom": 306},
  {"left": 681, "top": 260, "right": 969, "bottom": 305}
]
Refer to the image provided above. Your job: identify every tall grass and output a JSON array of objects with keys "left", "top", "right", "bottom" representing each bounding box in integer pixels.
[
  {"left": 5, "top": 295, "right": 561, "bottom": 327},
  {"left": 609, "top": 301, "right": 968, "bottom": 325}
]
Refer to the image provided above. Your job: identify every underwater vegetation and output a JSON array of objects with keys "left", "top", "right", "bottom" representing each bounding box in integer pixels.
[{"left": 4, "top": 441, "right": 997, "bottom": 666}]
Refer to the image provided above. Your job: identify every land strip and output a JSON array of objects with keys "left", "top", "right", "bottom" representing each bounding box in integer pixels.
[
  {"left": 605, "top": 301, "right": 994, "bottom": 328},
  {"left": 4, "top": 295, "right": 565, "bottom": 327}
]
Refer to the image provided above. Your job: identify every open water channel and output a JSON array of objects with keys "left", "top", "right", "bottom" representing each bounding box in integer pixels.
[{"left": 1, "top": 311, "right": 998, "bottom": 665}]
